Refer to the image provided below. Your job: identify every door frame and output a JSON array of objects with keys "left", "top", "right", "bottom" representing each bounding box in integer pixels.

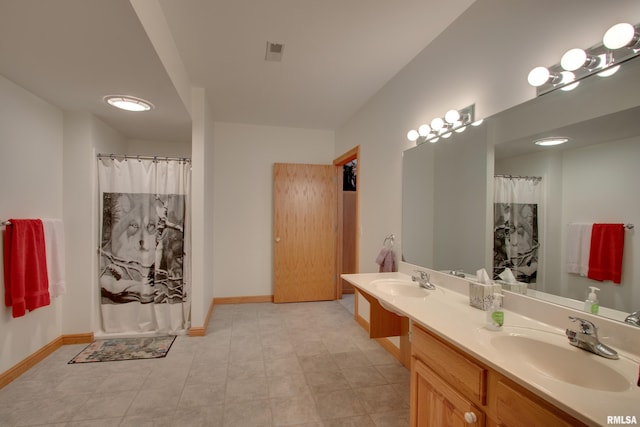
[{"left": 333, "top": 146, "right": 360, "bottom": 300}]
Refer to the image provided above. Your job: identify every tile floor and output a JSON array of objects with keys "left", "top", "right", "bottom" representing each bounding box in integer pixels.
[{"left": 0, "top": 297, "right": 410, "bottom": 426}]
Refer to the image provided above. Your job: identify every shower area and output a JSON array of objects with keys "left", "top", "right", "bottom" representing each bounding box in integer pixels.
[
  {"left": 493, "top": 175, "right": 543, "bottom": 287},
  {"left": 96, "top": 154, "right": 192, "bottom": 336}
]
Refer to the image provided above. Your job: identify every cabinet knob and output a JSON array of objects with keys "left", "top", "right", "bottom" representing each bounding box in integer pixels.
[
  {"left": 464, "top": 412, "right": 477, "bottom": 424},
  {"left": 275, "top": 237, "right": 281, "bottom": 243}
]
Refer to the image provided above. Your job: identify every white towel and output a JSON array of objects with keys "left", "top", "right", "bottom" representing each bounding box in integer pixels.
[
  {"left": 565, "top": 223, "right": 592, "bottom": 276},
  {"left": 42, "top": 218, "right": 66, "bottom": 297}
]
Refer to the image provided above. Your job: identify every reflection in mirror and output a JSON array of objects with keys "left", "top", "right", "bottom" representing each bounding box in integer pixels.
[{"left": 402, "top": 56, "right": 640, "bottom": 324}]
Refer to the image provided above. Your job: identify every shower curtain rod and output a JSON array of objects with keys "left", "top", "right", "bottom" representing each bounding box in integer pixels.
[
  {"left": 494, "top": 174, "right": 542, "bottom": 181},
  {"left": 97, "top": 153, "right": 191, "bottom": 163}
]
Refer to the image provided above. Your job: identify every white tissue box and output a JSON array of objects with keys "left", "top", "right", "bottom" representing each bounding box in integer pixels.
[
  {"left": 496, "top": 280, "right": 528, "bottom": 294},
  {"left": 469, "top": 282, "right": 502, "bottom": 311}
]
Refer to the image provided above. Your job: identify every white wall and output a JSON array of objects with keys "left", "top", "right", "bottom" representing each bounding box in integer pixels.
[
  {"left": 63, "top": 112, "right": 128, "bottom": 334},
  {"left": 562, "top": 137, "right": 640, "bottom": 312},
  {"left": 126, "top": 139, "right": 191, "bottom": 158},
  {"left": 0, "top": 75, "right": 64, "bottom": 373},
  {"left": 335, "top": 0, "right": 640, "bottom": 276},
  {"left": 212, "top": 122, "right": 335, "bottom": 298}
]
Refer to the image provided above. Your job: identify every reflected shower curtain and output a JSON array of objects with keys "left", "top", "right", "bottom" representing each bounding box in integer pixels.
[
  {"left": 98, "top": 156, "right": 191, "bottom": 334},
  {"left": 494, "top": 176, "right": 542, "bottom": 284}
]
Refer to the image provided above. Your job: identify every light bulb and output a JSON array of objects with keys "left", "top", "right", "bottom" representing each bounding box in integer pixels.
[
  {"left": 603, "top": 23, "right": 636, "bottom": 50},
  {"left": 430, "top": 137, "right": 439, "bottom": 144},
  {"left": 561, "top": 82, "right": 580, "bottom": 91},
  {"left": 528, "top": 66, "right": 551, "bottom": 87},
  {"left": 597, "top": 65, "right": 620, "bottom": 77},
  {"left": 455, "top": 126, "right": 466, "bottom": 133},
  {"left": 561, "top": 48, "right": 587, "bottom": 71},
  {"left": 471, "top": 119, "right": 484, "bottom": 127},
  {"left": 407, "top": 130, "right": 419, "bottom": 142},
  {"left": 444, "top": 109, "right": 460, "bottom": 124},
  {"left": 441, "top": 132, "right": 452, "bottom": 139},
  {"left": 534, "top": 137, "right": 569, "bottom": 146},
  {"left": 418, "top": 124, "right": 431, "bottom": 136},
  {"left": 431, "top": 117, "right": 444, "bottom": 131},
  {"left": 558, "top": 71, "right": 575, "bottom": 85}
]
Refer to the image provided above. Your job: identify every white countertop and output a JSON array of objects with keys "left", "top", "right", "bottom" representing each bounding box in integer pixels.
[{"left": 342, "top": 271, "right": 640, "bottom": 427}]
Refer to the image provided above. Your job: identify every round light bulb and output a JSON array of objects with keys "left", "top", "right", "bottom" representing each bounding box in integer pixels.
[
  {"left": 430, "top": 117, "right": 444, "bottom": 131},
  {"left": 441, "top": 132, "right": 452, "bottom": 139},
  {"left": 471, "top": 119, "right": 484, "bottom": 127},
  {"left": 561, "top": 82, "right": 580, "bottom": 91},
  {"left": 430, "top": 137, "right": 439, "bottom": 144},
  {"left": 559, "top": 71, "right": 575, "bottom": 85},
  {"left": 444, "top": 109, "right": 460, "bottom": 124},
  {"left": 407, "top": 129, "right": 419, "bottom": 142},
  {"left": 560, "top": 48, "right": 587, "bottom": 71},
  {"left": 597, "top": 65, "right": 620, "bottom": 77},
  {"left": 418, "top": 124, "right": 431, "bottom": 136},
  {"left": 527, "top": 66, "right": 551, "bottom": 87},
  {"left": 455, "top": 126, "right": 466, "bottom": 133},
  {"left": 603, "top": 23, "right": 636, "bottom": 50}
]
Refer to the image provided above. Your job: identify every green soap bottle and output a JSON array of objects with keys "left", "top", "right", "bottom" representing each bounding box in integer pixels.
[{"left": 584, "top": 286, "right": 600, "bottom": 315}]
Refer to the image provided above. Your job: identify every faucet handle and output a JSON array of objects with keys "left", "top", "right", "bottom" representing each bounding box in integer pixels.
[
  {"left": 569, "top": 316, "right": 598, "bottom": 336},
  {"left": 412, "top": 270, "right": 430, "bottom": 281}
]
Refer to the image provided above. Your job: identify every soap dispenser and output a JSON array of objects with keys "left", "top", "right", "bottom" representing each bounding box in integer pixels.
[
  {"left": 486, "top": 293, "right": 504, "bottom": 331},
  {"left": 584, "top": 286, "right": 600, "bottom": 315}
]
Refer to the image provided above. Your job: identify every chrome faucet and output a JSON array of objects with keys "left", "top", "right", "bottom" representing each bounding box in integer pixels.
[
  {"left": 624, "top": 310, "right": 640, "bottom": 327},
  {"left": 412, "top": 270, "right": 436, "bottom": 290},
  {"left": 565, "top": 316, "right": 618, "bottom": 360}
]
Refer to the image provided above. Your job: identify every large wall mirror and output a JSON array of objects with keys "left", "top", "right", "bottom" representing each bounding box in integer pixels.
[{"left": 402, "top": 56, "right": 640, "bottom": 323}]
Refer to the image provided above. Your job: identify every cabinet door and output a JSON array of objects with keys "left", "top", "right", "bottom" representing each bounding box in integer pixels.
[{"left": 412, "top": 358, "right": 485, "bottom": 427}]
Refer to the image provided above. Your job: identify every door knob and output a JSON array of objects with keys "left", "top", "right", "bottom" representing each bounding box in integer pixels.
[{"left": 464, "top": 412, "right": 477, "bottom": 424}]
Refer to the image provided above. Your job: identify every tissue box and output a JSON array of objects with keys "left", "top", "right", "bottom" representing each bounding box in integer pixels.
[
  {"left": 496, "top": 280, "right": 528, "bottom": 294},
  {"left": 469, "top": 282, "right": 502, "bottom": 310}
]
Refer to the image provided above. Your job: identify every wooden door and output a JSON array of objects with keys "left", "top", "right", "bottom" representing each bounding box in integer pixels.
[{"left": 273, "top": 163, "right": 337, "bottom": 303}]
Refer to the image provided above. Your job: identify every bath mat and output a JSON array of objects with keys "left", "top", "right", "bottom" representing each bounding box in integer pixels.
[{"left": 68, "top": 336, "right": 176, "bottom": 364}]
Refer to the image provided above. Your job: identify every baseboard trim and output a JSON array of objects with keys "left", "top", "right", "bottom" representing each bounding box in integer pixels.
[
  {"left": 213, "top": 295, "right": 274, "bottom": 304},
  {"left": 376, "top": 337, "right": 401, "bottom": 361},
  {"left": 0, "top": 332, "right": 94, "bottom": 389},
  {"left": 188, "top": 297, "right": 215, "bottom": 337}
]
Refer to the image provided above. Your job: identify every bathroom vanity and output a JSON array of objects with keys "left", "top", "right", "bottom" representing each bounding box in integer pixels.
[{"left": 342, "top": 268, "right": 640, "bottom": 427}]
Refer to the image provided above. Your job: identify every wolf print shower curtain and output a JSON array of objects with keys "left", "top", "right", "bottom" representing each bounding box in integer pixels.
[
  {"left": 494, "top": 176, "right": 542, "bottom": 285},
  {"left": 98, "top": 156, "right": 191, "bottom": 334}
]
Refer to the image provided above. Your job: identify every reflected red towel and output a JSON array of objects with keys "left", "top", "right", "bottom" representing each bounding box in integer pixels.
[
  {"left": 3, "top": 219, "right": 50, "bottom": 317},
  {"left": 587, "top": 223, "right": 625, "bottom": 284}
]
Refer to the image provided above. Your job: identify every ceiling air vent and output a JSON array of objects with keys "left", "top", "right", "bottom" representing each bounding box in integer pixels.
[{"left": 265, "top": 41, "right": 284, "bottom": 62}]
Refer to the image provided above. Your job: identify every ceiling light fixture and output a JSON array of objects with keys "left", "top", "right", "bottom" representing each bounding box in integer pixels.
[
  {"left": 104, "top": 95, "right": 154, "bottom": 112},
  {"left": 406, "top": 104, "right": 476, "bottom": 145},
  {"left": 527, "top": 22, "right": 640, "bottom": 96},
  {"left": 534, "top": 137, "right": 569, "bottom": 146}
]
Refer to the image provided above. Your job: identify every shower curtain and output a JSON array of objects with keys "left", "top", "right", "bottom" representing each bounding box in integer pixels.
[
  {"left": 494, "top": 176, "right": 542, "bottom": 284},
  {"left": 98, "top": 156, "right": 191, "bottom": 335}
]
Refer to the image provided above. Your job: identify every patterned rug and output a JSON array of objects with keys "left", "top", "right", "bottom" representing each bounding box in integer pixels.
[{"left": 68, "top": 336, "right": 176, "bottom": 364}]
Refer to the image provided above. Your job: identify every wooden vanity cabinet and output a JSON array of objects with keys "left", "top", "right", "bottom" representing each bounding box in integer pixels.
[{"left": 410, "top": 324, "right": 587, "bottom": 427}]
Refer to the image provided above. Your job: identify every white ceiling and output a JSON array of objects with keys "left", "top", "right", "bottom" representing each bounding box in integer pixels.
[{"left": 0, "top": 0, "right": 474, "bottom": 142}]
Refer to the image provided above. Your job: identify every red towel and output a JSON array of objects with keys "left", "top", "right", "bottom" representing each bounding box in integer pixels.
[
  {"left": 587, "top": 223, "right": 625, "bottom": 284},
  {"left": 3, "top": 219, "right": 50, "bottom": 317}
]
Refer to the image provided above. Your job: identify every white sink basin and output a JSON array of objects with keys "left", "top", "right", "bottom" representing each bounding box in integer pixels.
[
  {"left": 481, "top": 327, "right": 631, "bottom": 392},
  {"left": 370, "top": 278, "right": 430, "bottom": 298}
]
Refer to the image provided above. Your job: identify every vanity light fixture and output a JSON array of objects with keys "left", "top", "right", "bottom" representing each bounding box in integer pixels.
[
  {"left": 406, "top": 104, "right": 476, "bottom": 145},
  {"left": 534, "top": 137, "right": 569, "bottom": 146},
  {"left": 527, "top": 22, "right": 640, "bottom": 96},
  {"left": 104, "top": 95, "right": 154, "bottom": 112}
]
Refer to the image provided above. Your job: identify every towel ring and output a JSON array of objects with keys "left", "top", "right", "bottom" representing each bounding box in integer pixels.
[{"left": 383, "top": 234, "right": 395, "bottom": 248}]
